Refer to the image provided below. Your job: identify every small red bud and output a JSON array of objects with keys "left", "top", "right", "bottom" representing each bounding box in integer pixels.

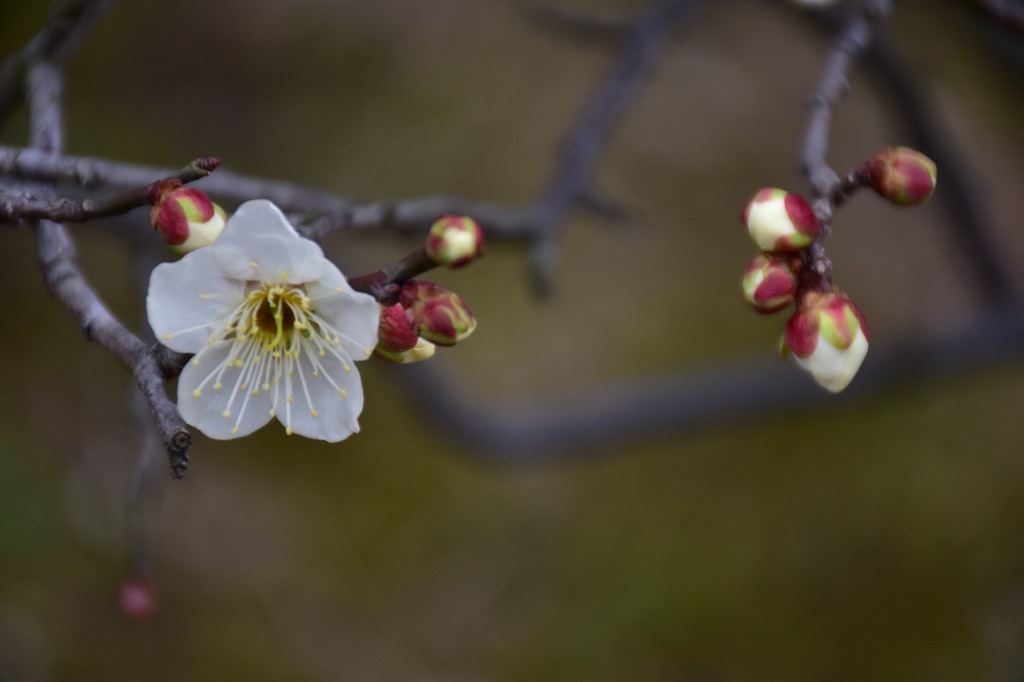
[
  {"left": 119, "top": 577, "right": 159, "bottom": 621},
  {"left": 862, "top": 147, "right": 937, "bottom": 206}
]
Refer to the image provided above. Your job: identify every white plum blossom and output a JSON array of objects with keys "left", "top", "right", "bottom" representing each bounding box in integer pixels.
[{"left": 147, "top": 199, "right": 380, "bottom": 441}]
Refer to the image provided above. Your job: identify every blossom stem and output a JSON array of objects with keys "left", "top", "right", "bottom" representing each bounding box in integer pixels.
[{"left": 348, "top": 246, "right": 438, "bottom": 305}]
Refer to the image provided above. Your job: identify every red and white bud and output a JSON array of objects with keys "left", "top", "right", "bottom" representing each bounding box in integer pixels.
[
  {"left": 742, "top": 188, "right": 821, "bottom": 253},
  {"left": 373, "top": 303, "right": 437, "bottom": 364},
  {"left": 742, "top": 254, "right": 799, "bottom": 314},
  {"left": 780, "top": 290, "right": 869, "bottom": 393},
  {"left": 425, "top": 215, "right": 485, "bottom": 269},
  {"left": 149, "top": 179, "right": 228, "bottom": 253},
  {"left": 862, "top": 146, "right": 937, "bottom": 206},
  {"left": 401, "top": 281, "right": 476, "bottom": 346}
]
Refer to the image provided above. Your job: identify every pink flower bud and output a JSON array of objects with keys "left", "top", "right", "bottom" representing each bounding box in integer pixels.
[
  {"left": 863, "top": 147, "right": 937, "bottom": 206},
  {"left": 119, "top": 576, "right": 159, "bottom": 621},
  {"left": 742, "top": 254, "right": 799, "bottom": 314},
  {"left": 425, "top": 215, "right": 485, "bottom": 269},
  {"left": 780, "top": 290, "right": 869, "bottom": 393},
  {"left": 149, "top": 179, "right": 228, "bottom": 252},
  {"left": 742, "top": 188, "right": 820, "bottom": 253},
  {"left": 401, "top": 281, "right": 476, "bottom": 346},
  {"left": 375, "top": 303, "right": 419, "bottom": 355}
]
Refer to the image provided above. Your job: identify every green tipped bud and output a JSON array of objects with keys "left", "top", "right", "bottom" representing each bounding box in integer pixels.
[
  {"left": 742, "top": 188, "right": 820, "bottom": 253},
  {"left": 780, "top": 290, "right": 869, "bottom": 393},
  {"left": 401, "top": 281, "right": 476, "bottom": 346},
  {"left": 149, "top": 179, "right": 227, "bottom": 252},
  {"left": 742, "top": 254, "right": 799, "bottom": 315},
  {"left": 425, "top": 215, "right": 485, "bottom": 269}
]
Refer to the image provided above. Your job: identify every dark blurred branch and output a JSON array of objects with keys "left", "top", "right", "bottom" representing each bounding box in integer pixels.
[
  {"left": 400, "top": 307, "right": 1024, "bottom": 460},
  {"left": 527, "top": 0, "right": 703, "bottom": 293},
  {"left": 864, "top": 37, "right": 1016, "bottom": 307},
  {"left": 0, "top": 0, "right": 114, "bottom": 128},
  {"left": 969, "top": 0, "right": 1024, "bottom": 31},
  {"left": 307, "top": 0, "right": 704, "bottom": 292}
]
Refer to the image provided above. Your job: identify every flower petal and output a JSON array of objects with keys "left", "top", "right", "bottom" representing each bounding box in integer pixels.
[
  {"left": 147, "top": 247, "right": 243, "bottom": 353},
  {"left": 306, "top": 269, "right": 381, "bottom": 361},
  {"left": 214, "top": 200, "right": 329, "bottom": 284},
  {"left": 276, "top": 349, "right": 365, "bottom": 442},
  {"left": 177, "top": 341, "right": 274, "bottom": 439}
]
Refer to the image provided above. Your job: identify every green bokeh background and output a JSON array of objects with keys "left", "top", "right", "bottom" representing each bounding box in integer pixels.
[{"left": 3, "top": 0, "right": 1024, "bottom": 679}]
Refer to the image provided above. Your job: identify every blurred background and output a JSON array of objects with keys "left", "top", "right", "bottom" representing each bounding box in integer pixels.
[{"left": 3, "top": 0, "right": 1024, "bottom": 679}]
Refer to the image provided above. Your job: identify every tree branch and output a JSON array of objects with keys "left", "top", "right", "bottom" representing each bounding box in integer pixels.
[
  {"left": 0, "top": 157, "right": 219, "bottom": 225},
  {"left": 24, "top": 7, "right": 190, "bottom": 478}
]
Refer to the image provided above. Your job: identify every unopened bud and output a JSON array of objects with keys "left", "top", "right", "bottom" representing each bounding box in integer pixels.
[
  {"left": 375, "top": 303, "right": 419, "bottom": 355},
  {"left": 119, "top": 576, "right": 159, "bottom": 621},
  {"left": 401, "top": 281, "right": 476, "bottom": 346},
  {"left": 780, "top": 290, "right": 869, "bottom": 393},
  {"left": 742, "top": 254, "right": 799, "bottom": 314},
  {"left": 742, "top": 188, "right": 820, "bottom": 253},
  {"left": 425, "top": 215, "right": 485, "bottom": 269},
  {"left": 149, "top": 179, "right": 227, "bottom": 252},
  {"left": 862, "top": 146, "right": 937, "bottom": 206}
]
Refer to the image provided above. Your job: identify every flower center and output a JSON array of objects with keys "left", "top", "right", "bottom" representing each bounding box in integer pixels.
[
  {"left": 252, "top": 283, "right": 301, "bottom": 349},
  {"left": 187, "top": 280, "right": 364, "bottom": 436}
]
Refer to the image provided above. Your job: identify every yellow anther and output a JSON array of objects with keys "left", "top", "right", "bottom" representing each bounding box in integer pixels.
[
  {"left": 192, "top": 389, "right": 202, "bottom": 398},
  {"left": 222, "top": 409, "right": 231, "bottom": 418}
]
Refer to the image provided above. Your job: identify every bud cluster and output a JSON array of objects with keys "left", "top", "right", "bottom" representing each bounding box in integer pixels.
[
  {"left": 739, "top": 147, "right": 935, "bottom": 393},
  {"left": 739, "top": 186, "right": 866, "bottom": 392},
  {"left": 374, "top": 280, "right": 477, "bottom": 364}
]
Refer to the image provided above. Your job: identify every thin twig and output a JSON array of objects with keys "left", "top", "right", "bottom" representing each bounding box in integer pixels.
[
  {"left": 0, "top": 157, "right": 219, "bottom": 225},
  {"left": 801, "top": 0, "right": 893, "bottom": 212}
]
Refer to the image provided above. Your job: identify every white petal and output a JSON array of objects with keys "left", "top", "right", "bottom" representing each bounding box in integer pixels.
[
  {"left": 147, "top": 247, "right": 243, "bottom": 353},
  {"left": 795, "top": 329, "right": 868, "bottom": 393},
  {"left": 277, "top": 349, "right": 364, "bottom": 442},
  {"left": 177, "top": 341, "right": 274, "bottom": 439},
  {"left": 306, "top": 270, "right": 381, "bottom": 361},
  {"left": 215, "top": 200, "right": 328, "bottom": 284}
]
